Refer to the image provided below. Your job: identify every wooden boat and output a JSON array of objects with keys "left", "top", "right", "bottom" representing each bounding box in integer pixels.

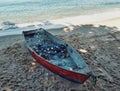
[{"left": 23, "top": 28, "right": 93, "bottom": 83}]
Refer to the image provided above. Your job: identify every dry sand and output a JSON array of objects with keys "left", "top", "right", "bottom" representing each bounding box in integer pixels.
[{"left": 0, "top": 24, "right": 120, "bottom": 91}]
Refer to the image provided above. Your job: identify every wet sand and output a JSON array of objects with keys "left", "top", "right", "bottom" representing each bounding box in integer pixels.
[{"left": 0, "top": 25, "right": 120, "bottom": 91}]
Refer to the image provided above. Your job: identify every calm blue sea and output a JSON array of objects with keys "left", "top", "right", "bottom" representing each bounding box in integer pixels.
[{"left": 0, "top": 0, "right": 120, "bottom": 24}]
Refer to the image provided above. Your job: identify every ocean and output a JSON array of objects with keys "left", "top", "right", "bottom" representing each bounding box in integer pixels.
[{"left": 0, "top": 0, "right": 120, "bottom": 24}]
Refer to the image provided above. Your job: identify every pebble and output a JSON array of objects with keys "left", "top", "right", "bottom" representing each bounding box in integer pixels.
[
  {"left": 2, "top": 87, "right": 11, "bottom": 91},
  {"left": 0, "top": 33, "right": 120, "bottom": 91}
]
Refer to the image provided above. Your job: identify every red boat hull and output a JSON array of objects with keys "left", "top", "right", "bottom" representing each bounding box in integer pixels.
[{"left": 28, "top": 48, "right": 90, "bottom": 83}]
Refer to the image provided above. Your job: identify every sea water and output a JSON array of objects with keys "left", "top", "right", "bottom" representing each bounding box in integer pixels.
[{"left": 0, "top": 0, "right": 120, "bottom": 24}]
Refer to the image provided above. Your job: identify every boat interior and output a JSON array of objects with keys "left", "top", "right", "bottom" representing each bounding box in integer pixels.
[{"left": 24, "top": 29, "right": 91, "bottom": 74}]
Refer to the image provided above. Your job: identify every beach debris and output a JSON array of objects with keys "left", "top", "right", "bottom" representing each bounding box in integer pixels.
[
  {"left": 118, "top": 47, "right": 120, "bottom": 49},
  {"left": 1, "top": 26, "right": 18, "bottom": 30},
  {"left": 1, "top": 21, "right": 18, "bottom": 30},
  {"left": 2, "top": 21, "right": 15, "bottom": 26},
  {"left": 27, "top": 25, "right": 35, "bottom": 28},
  {"left": 37, "top": 23, "right": 43, "bottom": 27},
  {"left": 68, "top": 26, "right": 74, "bottom": 31},
  {"left": 63, "top": 27, "right": 71, "bottom": 32},
  {"left": 78, "top": 49, "right": 88, "bottom": 53},
  {"left": 43, "top": 20, "right": 53, "bottom": 25},
  {"left": 2, "top": 87, "right": 11, "bottom": 91}
]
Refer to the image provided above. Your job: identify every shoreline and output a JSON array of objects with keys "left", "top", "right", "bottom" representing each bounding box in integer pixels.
[
  {"left": 0, "top": 11, "right": 120, "bottom": 37},
  {"left": 95, "top": 17, "right": 120, "bottom": 28},
  {"left": 12, "top": 11, "right": 120, "bottom": 28},
  {"left": 1, "top": 10, "right": 120, "bottom": 27}
]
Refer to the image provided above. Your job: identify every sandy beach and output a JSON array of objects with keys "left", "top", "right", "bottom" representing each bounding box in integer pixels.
[{"left": 0, "top": 15, "right": 120, "bottom": 91}]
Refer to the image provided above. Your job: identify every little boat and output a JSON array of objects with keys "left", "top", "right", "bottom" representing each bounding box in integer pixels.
[{"left": 23, "top": 28, "right": 93, "bottom": 83}]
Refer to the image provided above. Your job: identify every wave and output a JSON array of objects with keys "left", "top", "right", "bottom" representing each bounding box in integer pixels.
[
  {"left": 103, "top": 2, "right": 120, "bottom": 5},
  {"left": 0, "top": 0, "right": 120, "bottom": 24}
]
